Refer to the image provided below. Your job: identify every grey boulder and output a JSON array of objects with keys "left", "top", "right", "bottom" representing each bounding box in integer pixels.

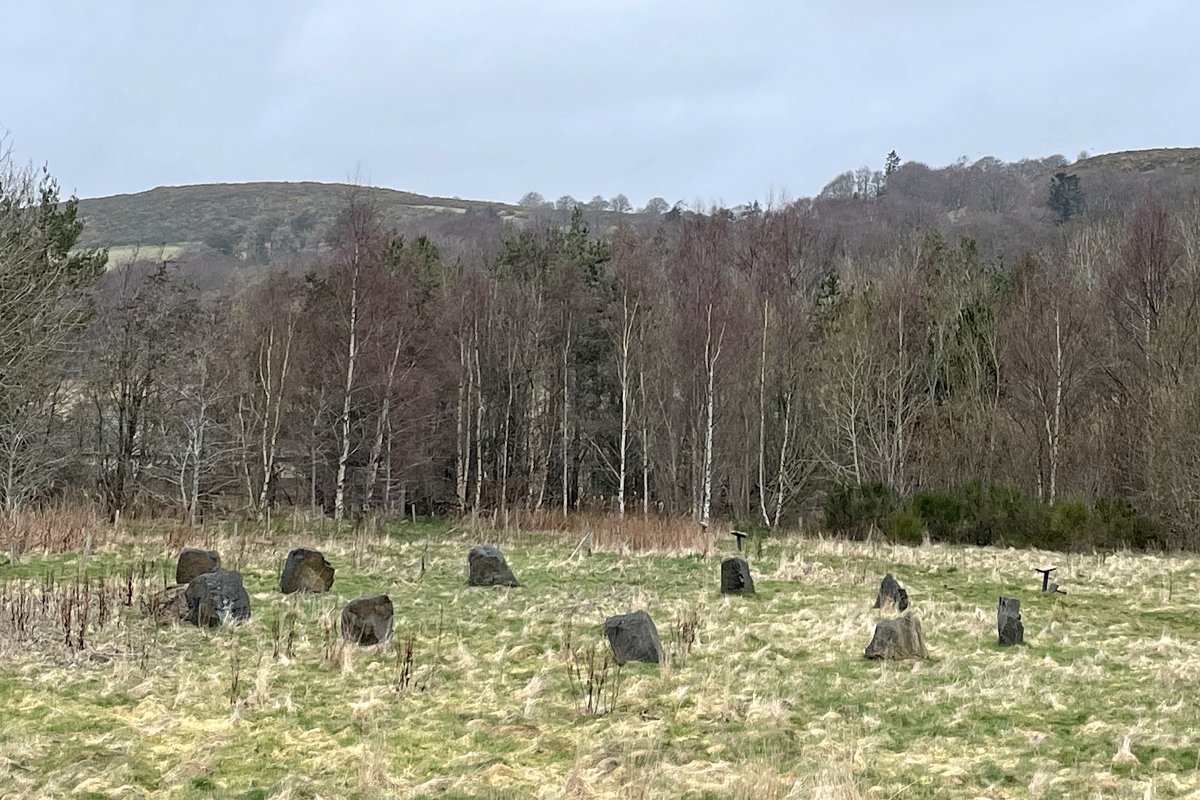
[
  {"left": 865, "top": 614, "right": 927, "bottom": 660},
  {"left": 279, "top": 548, "right": 335, "bottom": 594},
  {"left": 998, "top": 596, "right": 1024, "bottom": 646},
  {"left": 603, "top": 610, "right": 663, "bottom": 665},
  {"left": 175, "top": 548, "right": 221, "bottom": 585},
  {"left": 185, "top": 568, "right": 251, "bottom": 627},
  {"left": 467, "top": 545, "right": 519, "bottom": 587},
  {"left": 342, "top": 595, "right": 394, "bottom": 646},
  {"left": 720, "top": 556, "right": 755, "bottom": 594},
  {"left": 143, "top": 585, "right": 189, "bottom": 626},
  {"left": 873, "top": 573, "right": 910, "bottom": 612}
]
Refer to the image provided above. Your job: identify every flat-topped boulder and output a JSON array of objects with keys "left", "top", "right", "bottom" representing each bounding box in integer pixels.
[
  {"left": 720, "top": 556, "right": 755, "bottom": 594},
  {"left": 467, "top": 545, "right": 519, "bottom": 587},
  {"left": 873, "top": 573, "right": 909, "bottom": 612},
  {"left": 998, "top": 596, "right": 1024, "bottom": 646},
  {"left": 175, "top": 548, "right": 221, "bottom": 585},
  {"left": 603, "top": 610, "right": 663, "bottom": 665},
  {"left": 865, "top": 614, "right": 927, "bottom": 660},
  {"left": 185, "top": 568, "right": 251, "bottom": 627},
  {"left": 279, "top": 548, "right": 335, "bottom": 594},
  {"left": 342, "top": 595, "right": 394, "bottom": 645}
]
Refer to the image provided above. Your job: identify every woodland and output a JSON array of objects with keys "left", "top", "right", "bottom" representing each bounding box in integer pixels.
[{"left": 4, "top": 146, "right": 1200, "bottom": 550}]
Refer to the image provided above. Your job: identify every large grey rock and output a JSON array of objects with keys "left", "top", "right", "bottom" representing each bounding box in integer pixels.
[
  {"left": 865, "top": 614, "right": 927, "bottom": 660},
  {"left": 279, "top": 548, "right": 335, "bottom": 594},
  {"left": 175, "top": 548, "right": 221, "bottom": 585},
  {"left": 185, "top": 568, "right": 251, "bottom": 627},
  {"left": 720, "top": 556, "right": 755, "bottom": 594},
  {"left": 998, "top": 596, "right": 1024, "bottom": 646},
  {"left": 603, "top": 610, "right": 663, "bottom": 665},
  {"left": 467, "top": 545, "right": 518, "bottom": 587},
  {"left": 342, "top": 595, "right": 394, "bottom": 645},
  {"left": 873, "top": 573, "right": 909, "bottom": 612}
]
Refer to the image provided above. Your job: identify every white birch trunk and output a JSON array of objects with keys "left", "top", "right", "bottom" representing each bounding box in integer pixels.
[
  {"left": 700, "top": 304, "right": 724, "bottom": 530},
  {"left": 333, "top": 256, "right": 361, "bottom": 521},
  {"left": 365, "top": 331, "right": 404, "bottom": 510},
  {"left": 560, "top": 316, "right": 572, "bottom": 517},
  {"left": 757, "top": 299, "right": 770, "bottom": 527},
  {"left": 472, "top": 322, "right": 484, "bottom": 516},
  {"left": 616, "top": 292, "right": 638, "bottom": 517},
  {"left": 455, "top": 334, "right": 469, "bottom": 514},
  {"left": 257, "top": 316, "right": 295, "bottom": 513}
]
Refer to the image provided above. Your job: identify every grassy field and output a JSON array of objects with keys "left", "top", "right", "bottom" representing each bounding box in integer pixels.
[
  {"left": 103, "top": 244, "right": 187, "bottom": 268},
  {"left": 1, "top": 515, "right": 1198, "bottom": 799}
]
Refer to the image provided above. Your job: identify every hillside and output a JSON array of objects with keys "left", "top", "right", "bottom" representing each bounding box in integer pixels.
[
  {"left": 72, "top": 148, "right": 1200, "bottom": 267},
  {"left": 75, "top": 181, "right": 529, "bottom": 261},
  {"left": 1074, "top": 146, "right": 1200, "bottom": 174}
]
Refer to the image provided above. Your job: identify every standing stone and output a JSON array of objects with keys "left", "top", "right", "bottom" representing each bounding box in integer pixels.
[
  {"left": 185, "top": 568, "right": 251, "bottom": 627},
  {"left": 720, "top": 556, "right": 755, "bottom": 594},
  {"left": 467, "top": 545, "right": 519, "bottom": 587},
  {"left": 998, "top": 596, "right": 1024, "bottom": 646},
  {"left": 864, "top": 614, "right": 927, "bottom": 660},
  {"left": 873, "top": 573, "right": 910, "bottom": 612},
  {"left": 175, "top": 548, "right": 221, "bottom": 585},
  {"left": 603, "top": 610, "right": 663, "bottom": 665},
  {"left": 342, "top": 595, "right": 394, "bottom": 645},
  {"left": 279, "top": 548, "right": 335, "bottom": 594}
]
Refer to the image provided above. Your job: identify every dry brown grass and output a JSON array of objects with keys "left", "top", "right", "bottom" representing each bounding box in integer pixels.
[
  {"left": 2, "top": 503, "right": 107, "bottom": 558},
  {"left": 468, "top": 509, "right": 715, "bottom": 554}
]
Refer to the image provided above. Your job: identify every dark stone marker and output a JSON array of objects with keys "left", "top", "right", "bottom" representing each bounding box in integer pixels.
[
  {"left": 604, "top": 610, "right": 663, "bottom": 665},
  {"left": 467, "top": 545, "right": 519, "bottom": 587},
  {"left": 998, "top": 596, "right": 1023, "bottom": 646},
  {"left": 864, "top": 614, "right": 927, "bottom": 660},
  {"left": 279, "top": 548, "right": 335, "bottom": 594},
  {"left": 720, "top": 556, "right": 755, "bottom": 594},
  {"left": 175, "top": 548, "right": 221, "bottom": 585},
  {"left": 185, "top": 568, "right": 251, "bottom": 627},
  {"left": 342, "top": 595, "right": 394, "bottom": 645},
  {"left": 873, "top": 573, "right": 910, "bottom": 612}
]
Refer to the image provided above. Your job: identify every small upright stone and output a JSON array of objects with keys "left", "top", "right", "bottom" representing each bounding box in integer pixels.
[
  {"left": 998, "top": 596, "right": 1024, "bottom": 646},
  {"left": 185, "top": 568, "right": 251, "bottom": 627},
  {"left": 864, "top": 614, "right": 927, "bottom": 660},
  {"left": 342, "top": 595, "right": 394, "bottom": 645},
  {"left": 873, "top": 573, "right": 910, "bottom": 612},
  {"left": 604, "top": 610, "right": 663, "bottom": 665},
  {"left": 279, "top": 548, "right": 335, "bottom": 594},
  {"left": 176, "top": 548, "right": 221, "bottom": 585},
  {"left": 467, "top": 545, "right": 519, "bottom": 587},
  {"left": 720, "top": 556, "right": 755, "bottom": 594}
]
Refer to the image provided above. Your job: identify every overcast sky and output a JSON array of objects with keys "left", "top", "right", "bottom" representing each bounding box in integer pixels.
[{"left": 2, "top": 1, "right": 1195, "bottom": 206}]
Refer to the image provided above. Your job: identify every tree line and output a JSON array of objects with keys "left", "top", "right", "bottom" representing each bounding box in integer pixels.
[{"left": 3, "top": 147, "right": 1200, "bottom": 549}]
